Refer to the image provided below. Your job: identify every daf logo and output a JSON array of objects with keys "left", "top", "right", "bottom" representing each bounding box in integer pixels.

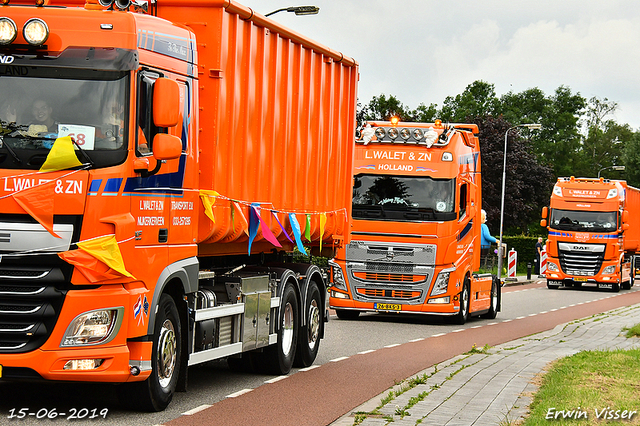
[
  {"left": 573, "top": 245, "right": 589, "bottom": 250},
  {"left": 0, "top": 56, "right": 15, "bottom": 64}
]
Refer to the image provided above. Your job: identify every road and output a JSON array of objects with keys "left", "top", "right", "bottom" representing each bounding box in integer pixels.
[{"left": 1, "top": 281, "right": 639, "bottom": 425}]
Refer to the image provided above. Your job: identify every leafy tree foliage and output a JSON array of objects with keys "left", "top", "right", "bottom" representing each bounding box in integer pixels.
[
  {"left": 475, "top": 116, "right": 554, "bottom": 234},
  {"left": 356, "top": 80, "right": 640, "bottom": 234}
]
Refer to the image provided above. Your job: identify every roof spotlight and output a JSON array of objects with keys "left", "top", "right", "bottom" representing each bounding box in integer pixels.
[
  {"left": 114, "top": 0, "right": 131, "bottom": 9},
  {"left": 98, "top": 0, "right": 114, "bottom": 6},
  {"left": 23, "top": 18, "right": 49, "bottom": 46},
  {"left": 0, "top": 17, "right": 17, "bottom": 45}
]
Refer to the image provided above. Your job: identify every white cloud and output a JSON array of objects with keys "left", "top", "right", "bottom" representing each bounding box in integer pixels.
[{"left": 236, "top": 0, "right": 640, "bottom": 129}]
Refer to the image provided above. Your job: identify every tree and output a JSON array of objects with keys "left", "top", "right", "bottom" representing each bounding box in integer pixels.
[
  {"left": 622, "top": 132, "right": 640, "bottom": 187},
  {"left": 359, "top": 94, "right": 412, "bottom": 122},
  {"left": 475, "top": 116, "right": 554, "bottom": 234},
  {"left": 497, "top": 86, "right": 586, "bottom": 178},
  {"left": 439, "top": 81, "right": 499, "bottom": 122}
]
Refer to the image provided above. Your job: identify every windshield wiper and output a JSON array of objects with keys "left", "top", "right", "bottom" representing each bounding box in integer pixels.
[
  {"left": 0, "top": 138, "right": 22, "bottom": 164},
  {"left": 71, "top": 137, "right": 94, "bottom": 167}
]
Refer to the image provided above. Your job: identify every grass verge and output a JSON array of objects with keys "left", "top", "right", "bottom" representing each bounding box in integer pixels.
[{"left": 523, "top": 348, "right": 640, "bottom": 425}]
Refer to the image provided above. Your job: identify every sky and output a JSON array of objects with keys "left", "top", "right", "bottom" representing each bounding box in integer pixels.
[{"left": 238, "top": 0, "right": 640, "bottom": 130}]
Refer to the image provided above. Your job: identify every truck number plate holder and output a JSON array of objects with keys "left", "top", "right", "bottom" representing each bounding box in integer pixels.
[{"left": 374, "top": 303, "right": 402, "bottom": 311}]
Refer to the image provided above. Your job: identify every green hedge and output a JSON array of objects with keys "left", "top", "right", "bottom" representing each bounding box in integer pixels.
[{"left": 481, "top": 235, "right": 542, "bottom": 275}]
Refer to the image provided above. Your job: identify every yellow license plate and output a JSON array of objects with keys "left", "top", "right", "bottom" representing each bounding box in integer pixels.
[
  {"left": 0, "top": 364, "right": 2, "bottom": 378},
  {"left": 574, "top": 277, "right": 588, "bottom": 282},
  {"left": 374, "top": 303, "right": 402, "bottom": 311}
]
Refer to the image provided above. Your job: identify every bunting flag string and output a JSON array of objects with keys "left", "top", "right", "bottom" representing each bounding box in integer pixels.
[
  {"left": 199, "top": 190, "right": 219, "bottom": 223},
  {"left": 272, "top": 211, "right": 294, "bottom": 243},
  {"left": 12, "top": 180, "right": 60, "bottom": 239},
  {"left": 305, "top": 214, "right": 312, "bottom": 242},
  {"left": 288, "top": 213, "right": 307, "bottom": 255},
  {"left": 319, "top": 213, "right": 327, "bottom": 252},
  {"left": 39, "top": 136, "right": 84, "bottom": 173},
  {"left": 57, "top": 234, "right": 136, "bottom": 283},
  {"left": 251, "top": 204, "right": 282, "bottom": 249},
  {"left": 76, "top": 235, "right": 135, "bottom": 279},
  {"left": 195, "top": 190, "right": 348, "bottom": 253}
]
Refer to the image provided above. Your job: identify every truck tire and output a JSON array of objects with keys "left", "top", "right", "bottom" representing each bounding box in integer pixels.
[
  {"left": 335, "top": 309, "right": 360, "bottom": 320},
  {"left": 257, "top": 283, "right": 298, "bottom": 375},
  {"left": 452, "top": 280, "right": 470, "bottom": 325},
  {"left": 482, "top": 277, "right": 500, "bottom": 319},
  {"left": 117, "top": 294, "right": 181, "bottom": 412},
  {"left": 294, "top": 280, "right": 322, "bottom": 367}
]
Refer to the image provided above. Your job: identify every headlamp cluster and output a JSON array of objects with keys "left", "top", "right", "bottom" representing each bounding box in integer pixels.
[{"left": 0, "top": 17, "right": 49, "bottom": 46}]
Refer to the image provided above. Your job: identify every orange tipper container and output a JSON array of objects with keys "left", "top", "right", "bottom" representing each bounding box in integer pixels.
[{"left": 0, "top": 0, "right": 357, "bottom": 412}]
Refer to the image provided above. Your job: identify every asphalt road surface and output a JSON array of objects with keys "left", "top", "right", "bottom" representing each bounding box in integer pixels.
[{"left": 2, "top": 280, "right": 639, "bottom": 425}]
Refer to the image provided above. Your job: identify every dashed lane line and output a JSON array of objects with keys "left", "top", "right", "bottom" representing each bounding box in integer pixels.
[{"left": 182, "top": 405, "right": 212, "bottom": 415}]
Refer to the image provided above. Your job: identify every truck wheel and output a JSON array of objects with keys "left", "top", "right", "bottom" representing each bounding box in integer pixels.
[
  {"left": 335, "top": 309, "right": 360, "bottom": 320},
  {"left": 452, "top": 280, "right": 470, "bottom": 325},
  {"left": 547, "top": 280, "right": 559, "bottom": 289},
  {"left": 482, "top": 277, "right": 500, "bottom": 319},
  {"left": 117, "top": 294, "right": 181, "bottom": 412},
  {"left": 612, "top": 281, "right": 621, "bottom": 292},
  {"left": 294, "top": 281, "right": 322, "bottom": 367},
  {"left": 259, "top": 283, "right": 298, "bottom": 375}
]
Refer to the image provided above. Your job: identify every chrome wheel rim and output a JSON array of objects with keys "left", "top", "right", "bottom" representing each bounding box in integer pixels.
[
  {"left": 307, "top": 299, "right": 320, "bottom": 350},
  {"left": 157, "top": 319, "right": 177, "bottom": 389},
  {"left": 281, "top": 302, "right": 294, "bottom": 357}
]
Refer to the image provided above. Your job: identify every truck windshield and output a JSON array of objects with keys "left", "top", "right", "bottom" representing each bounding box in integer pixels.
[
  {"left": 352, "top": 174, "right": 456, "bottom": 222},
  {"left": 549, "top": 209, "right": 618, "bottom": 232},
  {"left": 0, "top": 68, "right": 129, "bottom": 170}
]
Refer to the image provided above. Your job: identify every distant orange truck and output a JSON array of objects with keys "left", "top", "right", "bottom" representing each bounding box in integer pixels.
[
  {"left": 0, "top": 0, "right": 357, "bottom": 411},
  {"left": 329, "top": 120, "right": 500, "bottom": 324},
  {"left": 541, "top": 177, "right": 640, "bottom": 291}
]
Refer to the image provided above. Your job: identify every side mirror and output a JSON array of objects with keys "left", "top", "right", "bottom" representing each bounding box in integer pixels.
[
  {"left": 153, "top": 133, "right": 182, "bottom": 160},
  {"left": 541, "top": 206, "right": 548, "bottom": 219},
  {"left": 540, "top": 219, "right": 547, "bottom": 227},
  {"left": 153, "top": 78, "right": 180, "bottom": 127}
]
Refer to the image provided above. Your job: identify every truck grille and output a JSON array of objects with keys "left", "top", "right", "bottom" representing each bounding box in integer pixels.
[
  {"left": 346, "top": 240, "right": 435, "bottom": 305},
  {"left": 0, "top": 267, "right": 67, "bottom": 353},
  {"left": 356, "top": 288, "right": 421, "bottom": 299},
  {"left": 558, "top": 243, "right": 605, "bottom": 276}
]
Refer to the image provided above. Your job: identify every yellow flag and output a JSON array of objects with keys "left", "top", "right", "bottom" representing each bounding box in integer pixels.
[
  {"left": 77, "top": 235, "right": 135, "bottom": 279},
  {"left": 199, "top": 190, "right": 219, "bottom": 223},
  {"left": 39, "top": 136, "right": 83, "bottom": 173},
  {"left": 319, "top": 213, "right": 327, "bottom": 251}
]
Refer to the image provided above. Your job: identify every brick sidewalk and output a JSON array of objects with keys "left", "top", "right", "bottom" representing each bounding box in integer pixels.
[{"left": 332, "top": 304, "right": 640, "bottom": 426}]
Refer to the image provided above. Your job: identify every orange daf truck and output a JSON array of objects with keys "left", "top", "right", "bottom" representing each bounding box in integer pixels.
[
  {"left": 329, "top": 120, "right": 500, "bottom": 325},
  {"left": 0, "top": 0, "right": 358, "bottom": 411},
  {"left": 541, "top": 177, "right": 640, "bottom": 291}
]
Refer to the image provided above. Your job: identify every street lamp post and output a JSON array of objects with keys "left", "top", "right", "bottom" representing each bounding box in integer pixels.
[
  {"left": 598, "top": 165, "right": 625, "bottom": 178},
  {"left": 265, "top": 6, "right": 319, "bottom": 17},
  {"left": 497, "top": 123, "right": 542, "bottom": 281}
]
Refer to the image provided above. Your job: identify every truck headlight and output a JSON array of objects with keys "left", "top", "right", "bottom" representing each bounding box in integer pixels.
[
  {"left": 603, "top": 265, "right": 616, "bottom": 275},
  {"left": 547, "top": 262, "right": 559, "bottom": 272},
  {"left": 61, "top": 307, "right": 123, "bottom": 347},
  {"left": 430, "top": 270, "right": 451, "bottom": 297},
  {"left": 329, "top": 260, "right": 347, "bottom": 291}
]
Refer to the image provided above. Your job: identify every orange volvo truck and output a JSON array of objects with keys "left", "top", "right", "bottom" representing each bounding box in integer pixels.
[
  {"left": 541, "top": 177, "right": 640, "bottom": 291},
  {"left": 0, "top": 0, "right": 358, "bottom": 411},
  {"left": 329, "top": 120, "right": 500, "bottom": 324}
]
